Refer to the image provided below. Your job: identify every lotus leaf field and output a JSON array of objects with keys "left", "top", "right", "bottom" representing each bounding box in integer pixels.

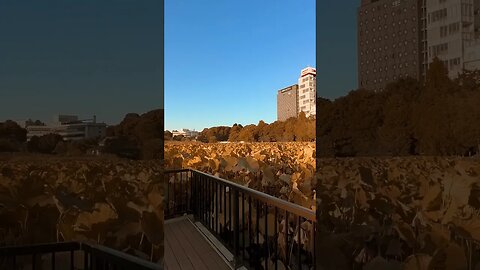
[
  {"left": 316, "top": 156, "right": 480, "bottom": 269},
  {"left": 1, "top": 143, "right": 480, "bottom": 269},
  {"left": 0, "top": 156, "right": 164, "bottom": 268},
  {"left": 166, "top": 142, "right": 480, "bottom": 269},
  {"left": 165, "top": 142, "right": 317, "bottom": 210}
]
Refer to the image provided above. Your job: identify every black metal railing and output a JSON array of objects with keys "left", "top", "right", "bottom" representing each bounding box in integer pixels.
[
  {"left": 165, "top": 169, "right": 316, "bottom": 270},
  {"left": 0, "top": 241, "right": 162, "bottom": 270}
]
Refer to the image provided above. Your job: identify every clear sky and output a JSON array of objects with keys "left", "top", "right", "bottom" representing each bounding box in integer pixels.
[
  {"left": 165, "top": 0, "right": 315, "bottom": 131},
  {"left": 317, "top": 1, "right": 359, "bottom": 100},
  {"left": 0, "top": 0, "right": 163, "bottom": 126}
]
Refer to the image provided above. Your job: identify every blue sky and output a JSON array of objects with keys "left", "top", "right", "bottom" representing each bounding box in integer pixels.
[
  {"left": 317, "top": 1, "right": 358, "bottom": 100},
  {"left": 165, "top": 0, "right": 315, "bottom": 131},
  {"left": 0, "top": 1, "right": 163, "bottom": 125}
]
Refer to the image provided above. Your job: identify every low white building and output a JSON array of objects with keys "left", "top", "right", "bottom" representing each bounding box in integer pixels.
[
  {"left": 26, "top": 115, "right": 107, "bottom": 141},
  {"left": 172, "top": 129, "right": 199, "bottom": 138}
]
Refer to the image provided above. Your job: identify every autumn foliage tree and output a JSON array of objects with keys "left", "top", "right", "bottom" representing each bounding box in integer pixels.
[
  {"left": 0, "top": 120, "right": 27, "bottom": 152},
  {"left": 106, "top": 109, "right": 164, "bottom": 159},
  {"left": 198, "top": 113, "right": 315, "bottom": 143},
  {"left": 317, "top": 58, "right": 480, "bottom": 157}
]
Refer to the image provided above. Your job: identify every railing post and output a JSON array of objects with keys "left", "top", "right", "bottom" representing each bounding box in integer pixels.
[
  {"left": 233, "top": 189, "right": 240, "bottom": 266},
  {"left": 192, "top": 171, "right": 197, "bottom": 216},
  {"left": 189, "top": 170, "right": 194, "bottom": 214}
]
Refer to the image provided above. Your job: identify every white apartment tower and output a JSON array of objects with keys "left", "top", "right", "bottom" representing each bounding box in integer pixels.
[
  {"left": 426, "top": 0, "right": 480, "bottom": 77},
  {"left": 297, "top": 67, "right": 317, "bottom": 117}
]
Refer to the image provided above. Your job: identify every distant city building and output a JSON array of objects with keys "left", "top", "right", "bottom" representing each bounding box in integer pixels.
[
  {"left": 26, "top": 114, "right": 107, "bottom": 141},
  {"left": 55, "top": 115, "right": 79, "bottom": 125},
  {"left": 172, "top": 129, "right": 199, "bottom": 138},
  {"left": 277, "top": 84, "right": 299, "bottom": 121},
  {"left": 297, "top": 67, "right": 316, "bottom": 117},
  {"left": 358, "top": 0, "right": 426, "bottom": 91}
]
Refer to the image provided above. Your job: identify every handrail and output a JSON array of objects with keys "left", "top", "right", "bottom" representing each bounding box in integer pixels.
[
  {"left": 82, "top": 243, "right": 162, "bottom": 270},
  {"left": 165, "top": 168, "right": 190, "bottom": 174},
  {"left": 0, "top": 242, "right": 80, "bottom": 256},
  {"left": 0, "top": 241, "right": 162, "bottom": 269},
  {"left": 187, "top": 168, "right": 316, "bottom": 221}
]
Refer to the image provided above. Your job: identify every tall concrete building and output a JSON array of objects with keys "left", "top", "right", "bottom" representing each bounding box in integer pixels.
[
  {"left": 297, "top": 67, "right": 316, "bottom": 117},
  {"left": 277, "top": 84, "right": 299, "bottom": 121},
  {"left": 426, "top": 0, "right": 480, "bottom": 76},
  {"left": 358, "top": 0, "right": 426, "bottom": 91},
  {"left": 358, "top": 0, "right": 480, "bottom": 90}
]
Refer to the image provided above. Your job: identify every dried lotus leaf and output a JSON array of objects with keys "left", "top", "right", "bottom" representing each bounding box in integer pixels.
[{"left": 404, "top": 254, "right": 432, "bottom": 270}]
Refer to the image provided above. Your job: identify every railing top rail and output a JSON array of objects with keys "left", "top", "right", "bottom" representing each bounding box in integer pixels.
[
  {"left": 82, "top": 243, "right": 163, "bottom": 270},
  {"left": 165, "top": 168, "right": 190, "bottom": 174},
  {"left": 166, "top": 168, "right": 316, "bottom": 221},
  {"left": 0, "top": 242, "right": 80, "bottom": 256},
  {"left": 0, "top": 242, "right": 162, "bottom": 270}
]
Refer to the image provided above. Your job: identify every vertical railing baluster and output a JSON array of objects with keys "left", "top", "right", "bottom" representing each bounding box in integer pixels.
[
  {"left": 274, "top": 207, "right": 278, "bottom": 270},
  {"left": 184, "top": 171, "right": 186, "bottom": 213},
  {"left": 191, "top": 172, "right": 193, "bottom": 215},
  {"left": 32, "top": 253, "right": 36, "bottom": 270},
  {"left": 166, "top": 172, "right": 170, "bottom": 216},
  {"left": 216, "top": 182, "right": 219, "bottom": 234},
  {"left": 51, "top": 252, "right": 55, "bottom": 270},
  {"left": 242, "top": 192, "right": 245, "bottom": 261},
  {"left": 233, "top": 189, "right": 240, "bottom": 260},
  {"left": 256, "top": 200, "right": 260, "bottom": 246},
  {"left": 190, "top": 171, "right": 193, "bottom": 213},
  {"left": 181, "top": 171, "right": 184, "bottom": 213},
  {"left": 189, "top": 171, "right": 191, "bottom": 213},
  {"left": 286, "top": 211, "right": 289, "bottom": 265},
  {"left": 211, "top": 177, "right": 214, "bottom": 229},
  {"left": 205, "top": 176, "right": 208, "bottom": 224},
  {"left": 209, "top": 177, "right": 212, "bottom": 230},
  {"left": 248, "top": 196, "right": 252, "bottom": 266},
  {"left": 172, "top": 174, "right": 177, "bottom": 215},
  {"left": 204, "top": 175, "right": 207, "bottom": 223},
  {"left": 199, "top": 174, "right": 202, "bottom": 221},
  {"left": 314, "top": 221, "right": 317, "bottom": 270},
  {"left": 70, "top": 250, "right": 74, "bottom": 270},
  {"left": 204, "top": 175, "right": 207, "bottom": 226},
  {"left": 195, "top": 172, "right": 199, "bottom": 216},
  {"left": 223, "top": 185, "right": 227, "bottom": 236},
  {"left": 89, "top": 252, "right": 93, "bottom": 270},
  {"left": 297, "top": 216, "right": 301, "bottom": 269},
  {"left": 265, "top": 203, "right": 269, "bottom": 270},
  {"left": 84, "top": 250, "right": 88, "bottom": 270},
  {"left": 229, "top": 187, "right": 232, "bottom": 235},
  {"left": 200, "top": 175, "right": 204, "bottom": 222}
]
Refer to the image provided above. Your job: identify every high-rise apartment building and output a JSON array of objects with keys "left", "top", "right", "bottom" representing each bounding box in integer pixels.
[
  {"left": 277, "top": 84, "right": 299, "bottom": 121},
  {"left": 358, "top": 0, "right": 426, "bottom": 91},
  {"left": 358, "top": 0, "right": 480, "bottom": 90},
  {"left": 426, "top": 0, "right": 480, "bottom": 76},
  {"left": 297, "top": 67, "right": 316, "bottom": 117}
]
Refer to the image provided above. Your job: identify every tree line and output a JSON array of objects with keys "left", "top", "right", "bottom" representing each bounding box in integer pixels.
[
  {"left": 165, "top": 111, "right": 315, "bottom": 143},
  {"left": 318, "top": 58, "right": 480, "bottom": 157},
  {"left": 0, "top": 109, "right": 164, "bottom": 160},
  {"left": 0, "top": 121, "right": 105, "bottom": 156}
]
